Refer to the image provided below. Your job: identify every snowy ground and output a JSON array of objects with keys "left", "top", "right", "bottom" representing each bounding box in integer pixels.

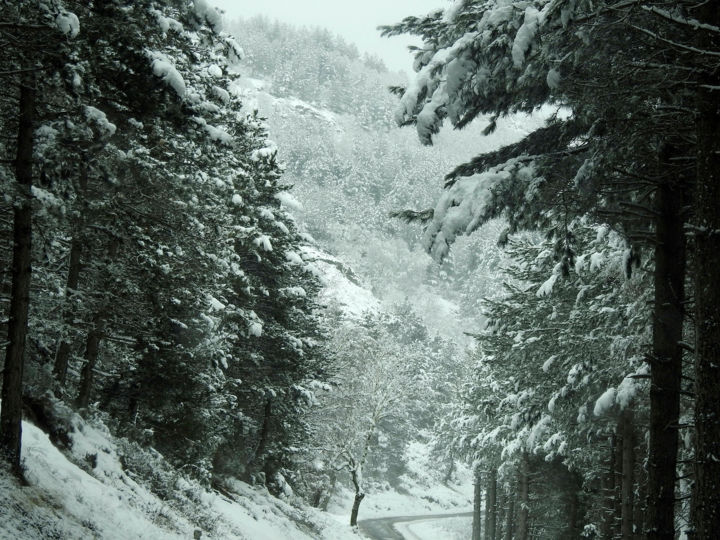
[
  {"left": 0, "top": 411, "right": 473, "bottom": 540},
  {"left": 0, "top": 413, "right": 363, "bottom": 540},
  {"left": 394, "top": 515, "right": 472, "bottom": 540},
  {"left": 328, "top": 439, "right": 474, "bottom": 522}
]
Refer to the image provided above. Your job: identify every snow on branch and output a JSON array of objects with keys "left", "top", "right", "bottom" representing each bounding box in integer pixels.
[
  {"left": 444, "top": 119, "right": 585, "bottom": 187},
  {"left": 423, "top": 158, "right": 536, "bottom": 261},
  {"left": 642, "top": 6, "right": 720, "bottom": 34},
  {"left": 148, "top": 51, "right": 186, "bottom": 97}
]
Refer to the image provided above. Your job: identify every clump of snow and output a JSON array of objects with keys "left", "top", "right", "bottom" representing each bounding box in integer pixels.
[
  {"left": 192, "top": 116, "right": 233, "bottom": 144},
  {"left": 151, "top": 9, "right": 183, "bottom": 34},
  {"left": 251, "top": 140, "right": 278, "bottom": 161},
  {"left": 546, "top": 68, "right": 561, "bottom": 89},
  {"left": 207, "top": 64, "right": 223, "bottom": 78},
  {"left": 194, "top": 0, "right": 223, "bottom": 31},
  {"left": 589, "top": 252, "right": 604, "bottom": 272},
  {"left": 542, "top": 355, "right": 557, "bottom": 372},
  {"left": 212, "top": 85, "right": 230, "bottom": 103},
  {"left": 512, "top": 7, "right": 541, "bottom": 67},
  {"left": 423, "top": 160, "right": 535, "bottom": 261},
  {"left": 616, "top": 365, "right": 648, "bottom": 409},
  {"left": 56, "top": 11, "right": 80, "bottom": 38},
  {"left": 248, "top": 321, "right": 263, "bottom": 337},
  {"left": 231, "top": 193, "right": 243, "bottom": 206},
  {"left": 443, "top": 0, "right": 465, "bottom": 23},
  {"left": 84, "top": 105, "right": 117, "bottom": 138},
  {"left": 285, "top": 250, "right": 303, "bottom": 265},
  {"left": 537, "top": 273, "right": 558, "bottom": 297},
  {"left": 31, "top": 186, "right": 63, "bottom": 208},
  {"left": 593, "top": 387, "right": 617, "bottom": 416},
  {"left": 149, "top": 52, "right": 186, "bottom": 98},
  {"left": 253, "top": 234, "right": 273, "bottom": 251},
  {"left": 275, "top": 190, "right": 303, "bottom": 211}
]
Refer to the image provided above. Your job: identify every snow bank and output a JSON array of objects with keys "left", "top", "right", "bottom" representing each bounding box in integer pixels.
[
  {"left": 0, "top": 409, "right": 365, "bottom": 540},
  {"left": 301, "top": 247, "right": 381, "bottom": 319}
]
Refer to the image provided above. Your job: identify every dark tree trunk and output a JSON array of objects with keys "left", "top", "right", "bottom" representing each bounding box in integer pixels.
[
  {"left": 0, "top": 74, "right": 35, "bottom": 476},
  {"left": 516, "top": 452, "right": 529, "bottom": 540},
  {"left": 350, "top": 491, "right": 365, "bottom": 527},
  {"left": 497, "top": 489, "right": 507, "bottom": 540},
  {"left": 505, "top": 494, "right": 515, "bottom": 540},
  {"left": 76, "top": 325, "right": 102, "bottom": 409},
  {"left": 613, "top": 429, "right": 623, "bottom": 536},
  {"left": 349, "top": 466, "right": 364, "bottom": 527},
  {"left": 53, "top": 237, "right": 82, "bottom": 385},
  {"left": 621, "top": 409, "right": 635, "bottom": 539},
  {"left": 249, "top": 397, "right": 273, "bottom": 475},
  {"left": 691, "top": 3, "right": 720, "bottom": 536},
  {"left": 485, "top": 466, "right": 497, "bottom": 540},
  {"left": 472, "top": 467, "right": 483, "bottom": 540},
  {"left": 635, "top": 463, "right": 648, "bottom": 539},
  {"left": 647, "top": 179, "right": 685, "bottom": 540},
  {"left": 601, "top": 434, "right": 617, "bottom": 538},
  {"left": 443, "top": 452, "right": 455, "bottom": 484},
  {"left": 53, "top": 163, "right": 88, "bottom": 385}
]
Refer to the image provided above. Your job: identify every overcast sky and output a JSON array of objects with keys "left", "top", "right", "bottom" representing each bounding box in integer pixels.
[{"left": 209, "top": 0, "right": 450, "bottom": 73}]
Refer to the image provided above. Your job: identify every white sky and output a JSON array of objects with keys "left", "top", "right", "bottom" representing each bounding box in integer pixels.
[{"left": 209, "top": 0, "right": 450, "bottom": 73}]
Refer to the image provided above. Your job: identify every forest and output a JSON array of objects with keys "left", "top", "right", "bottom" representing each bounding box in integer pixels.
[{"left": 1, "top": 1, "right": 719, "bottom": 540}]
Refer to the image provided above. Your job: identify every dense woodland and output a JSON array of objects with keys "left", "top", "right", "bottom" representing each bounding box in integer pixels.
[{"left": 1, "top": 1, "right": 719, "bottom": 539}]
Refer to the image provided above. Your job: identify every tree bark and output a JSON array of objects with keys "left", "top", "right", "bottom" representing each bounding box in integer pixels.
[
  {"left": 601, "top": 434, "right": 618, "bottom": 538},
  {"left": 349, "top": 465, "right": 365, "bottom": 527},
  {"left": 566, "top": 476, "right": 581, "bottom": 540},
  {"left": 53, "top": 163, "right": 89, "bottom": 385},
  {"left": 472, "top": 467, "right": 483, "bottom": 540},
  {"left": 496, "top": 489, "right": 506, "bottom": 540},
  {"left": 485, "top": 466, "right": 497, "bottom": 540},
  {"left": 76, "top": 325, "right": 102, "bottom": 409},
  {"left": 621, "top": 409, "right": 635, "bottom": 539},
  {"left": 516, "top": 452, "right": 529, "bottom": 540},
  {"left": 505, "top": 493, "right": 515, "bottom": 540},
  {"left": 350, "top": 491, "right": 365, "bottom": 527},
  {"left": 249, "top": 397, "right": 272, "bottom": 474},
  {"left": 0, "top": 73, "right": 35, "bottom": 476},
  {"left": 691, "top": 3, "right": 720, "bottom": 537},
  {"left": 647, "top": 178, "right": 685, "bottom": 540}
]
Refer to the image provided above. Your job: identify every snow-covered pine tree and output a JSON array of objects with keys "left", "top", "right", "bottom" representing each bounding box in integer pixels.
[{"left": 383, "top": 2, "right": 713, "bottom": 535}]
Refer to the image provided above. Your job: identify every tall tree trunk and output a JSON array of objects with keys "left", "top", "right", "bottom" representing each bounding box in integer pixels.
[
  {"left": 349, "top": 465, "right": 365, "bottom": 527},
  {"left": 472, "top": 467, "right": 483, "bottom": 540},
  {"left": 485, "top": 466, "right": 497, "bottom": 540},
  {"left": 647, "top": 178, "right": 685, "bottom": 540},
  {"left": 621, "top": 409, "right": 635, "bottom": 539},
  {"left": 0, "top": 74, "right": 35, "bottom": 476},
  {"left": 691, "top": 3, "right": 720, "bottom": 536},
  {"left": 443, "top": 451, "right": 455, "bottom": 484},
  {"left": 53, "top": 162, "right": 88, "bottom": 385},
  {"left": 76, "top": 325, "right": 102, "bottom": 408},
  {"left": 516, "top": 452, "right": 529, "bottom": 540},
  {"left": 505, "top": 493, "right": 515, "bottom": 540},
  {"left": 601, "top": 434, "right": 617, "bottom": 538},
  {"left": 563, "top": 470, "right": 583, "bottom": 540},
  {"left": 634, "top": 463, "right": 648, "bottom": 539},
  {"left": 249, "top": 397, "right": 273, "bottom": 476},
  {"left": 497, "top": 489, "right": 507, "bottom": 540}
]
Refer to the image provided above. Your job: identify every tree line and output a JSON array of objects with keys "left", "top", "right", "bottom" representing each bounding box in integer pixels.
[
  {"left": 0, "top": 0, "right": 327, "bottom": 494},
  {"left": 386, "top": 0, "right": 719, "bottom": 538}
]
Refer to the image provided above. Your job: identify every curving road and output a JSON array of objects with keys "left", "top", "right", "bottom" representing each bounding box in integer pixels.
[{"left": 358, "top": 511, "right": 474, "bottom": 540}]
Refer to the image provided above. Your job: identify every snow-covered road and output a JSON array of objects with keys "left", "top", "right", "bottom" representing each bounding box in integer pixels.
[{"left": 358, "top": 511, "right": 473, "bottom": 540}]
